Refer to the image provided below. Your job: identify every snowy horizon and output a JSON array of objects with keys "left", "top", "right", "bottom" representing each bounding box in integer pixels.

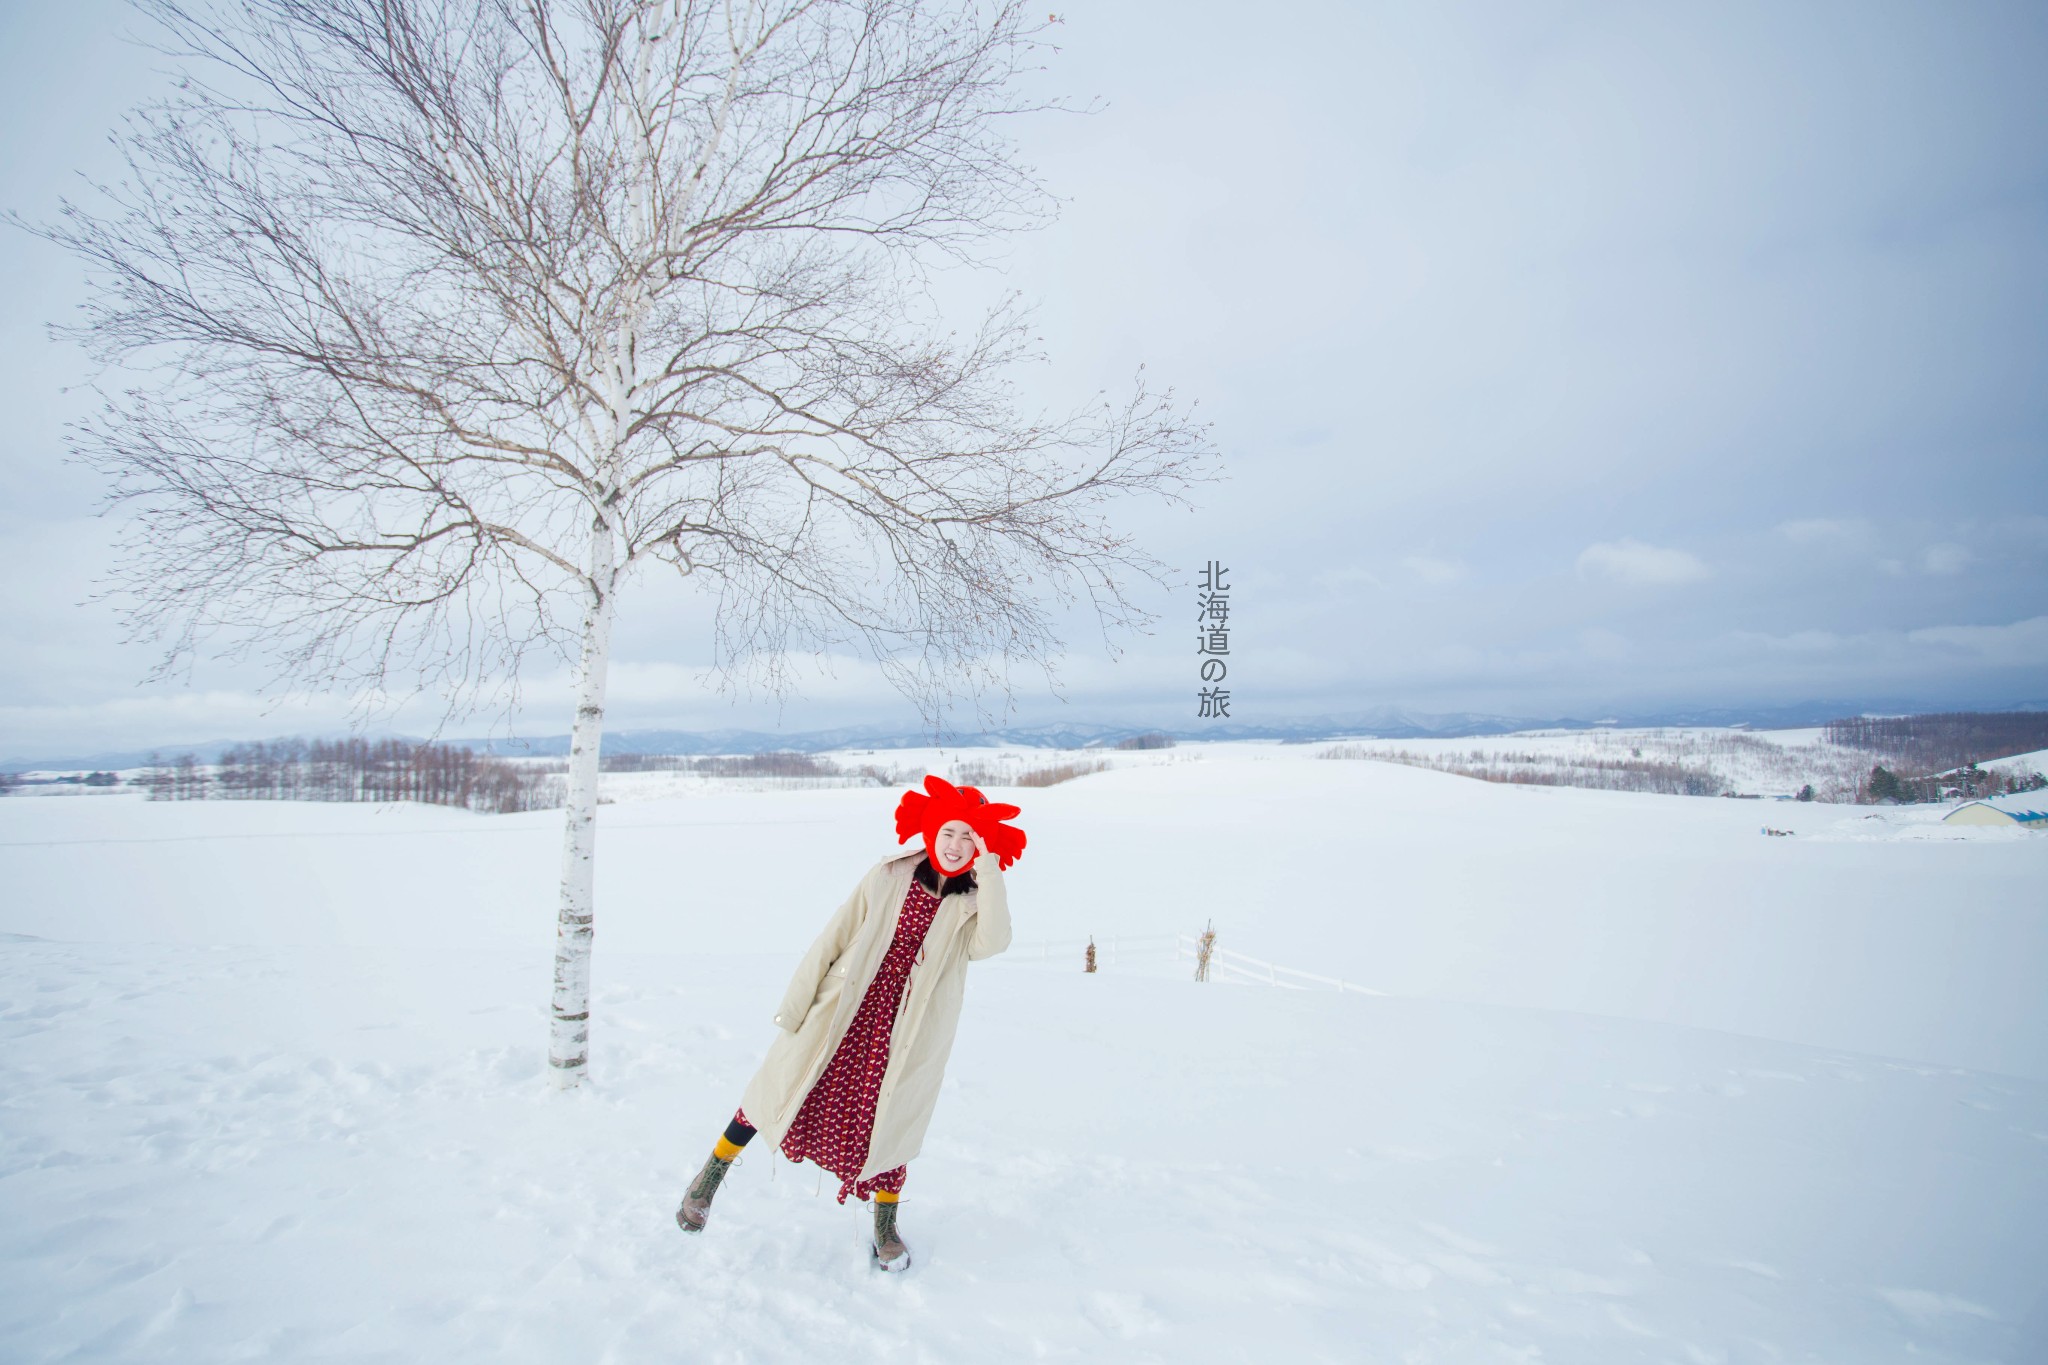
[{"left": 10, "top": 693, "right": 2048, "bottom": 772}]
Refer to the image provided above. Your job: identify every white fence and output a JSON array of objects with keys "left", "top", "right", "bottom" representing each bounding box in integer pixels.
[{"left": 999, "top": 932, "right": 1381, "bottom": 995}]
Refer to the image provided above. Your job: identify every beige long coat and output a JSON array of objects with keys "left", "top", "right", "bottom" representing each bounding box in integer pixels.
[{"left": 737, "top": 846, "right": 1012, "bottom": 1180}]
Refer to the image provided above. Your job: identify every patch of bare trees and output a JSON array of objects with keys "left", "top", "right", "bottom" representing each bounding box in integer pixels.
[
  {"left": 1324, "top": 744, "right": 1725, "bottom": 797},
  {"left": 143, "top": 738, "right": 556, "bottom": 812},
  {"left": 140, "top": 753, "right": 219, "bottom": 802},
  {"left": 952, "top": 755, "right": 1110, "bottom": 787},
  {"left": 600, "top": 749, "right": 899, "bottom": 785},
  {"left": 1826, "top": 713, "right": 2048, "bottom": 772},
  {"left": 601, "top": 749, "right": 827, "bottom": 777}
]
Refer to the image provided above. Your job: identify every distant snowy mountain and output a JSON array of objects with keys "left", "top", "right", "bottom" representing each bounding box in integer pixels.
[
  {"left": 423, "top": 700, "right": 2046, "bottom": 755},
  {"left": 10, "top": 700, "right": 2043, "bottom": 771}
]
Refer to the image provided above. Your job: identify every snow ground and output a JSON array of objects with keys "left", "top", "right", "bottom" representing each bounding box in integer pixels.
[{"left": 4, "top": 755, "right": 2046, "bottom": 1362}]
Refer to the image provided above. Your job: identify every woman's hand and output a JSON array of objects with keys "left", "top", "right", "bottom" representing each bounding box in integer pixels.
[{"left": 970, "top": 828, "right": 990, "bottom": 859}]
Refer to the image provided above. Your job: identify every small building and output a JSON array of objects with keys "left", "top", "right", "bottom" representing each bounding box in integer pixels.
[{"left": 1943, "top": 801, "right": 2048, "bottom": 828}]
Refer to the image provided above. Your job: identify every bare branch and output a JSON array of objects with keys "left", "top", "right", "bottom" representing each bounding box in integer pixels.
[{"left": 26, "top": 0, "right": 1213, "bottom": 724}]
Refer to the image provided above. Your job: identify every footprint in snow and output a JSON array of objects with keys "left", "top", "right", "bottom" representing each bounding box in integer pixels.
[
  {"left": 1080, "top": 1290, "right": 1165, "bottom": 1340},
  {"left": 1419, "top": 1222, "right": 1499, "bottom": 1256}
]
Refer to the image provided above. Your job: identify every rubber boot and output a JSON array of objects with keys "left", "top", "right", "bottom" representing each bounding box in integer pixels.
[
  {"left": 676, "top": 1153, "right": 733, "bottom": 1234},
  {"left": 871, "top": 1198, "right": 911, "bottom": 1272}
]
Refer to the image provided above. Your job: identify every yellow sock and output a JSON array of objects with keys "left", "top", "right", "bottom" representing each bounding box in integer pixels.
[
  {"left": 873, "top": 1189, "right": 900, "bottom": 1204},
  {"left": 712, "top": 1135, "right": 744, "bottom": 1162}
]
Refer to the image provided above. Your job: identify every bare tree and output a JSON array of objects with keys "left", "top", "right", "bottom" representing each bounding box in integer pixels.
[{"left": 28, "top": 0, "right": 1210, "bottom": 1086}]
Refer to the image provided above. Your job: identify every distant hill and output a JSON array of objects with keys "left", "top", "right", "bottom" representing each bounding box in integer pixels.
[
  {"left": 18, "top": 698, "right": 2048, "bottom": 772},
  {"left": 461, "top": 703, "right": 1849, "bottom": 757}
]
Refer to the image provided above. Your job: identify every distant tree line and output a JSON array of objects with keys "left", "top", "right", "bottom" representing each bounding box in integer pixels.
[
  {"left": 1322, "top": 745, "right": 1725, "bottom": 796},
  {"left": 597, "top": 751, "right": 900, "bottom": 786},
  {"left": 1, "top": 770, "right": 123, "bottom": 793},
  {"left": 599, "top": 750, "right": 853, "bottom": 778},
  {"left": 141, "top": 738, "right": 557, "bottom": 813},
  {"left": 1827, "top": 712, "right": 2048, "bottom": 772},
  {"left": 953, "top": 757, "right": 1112, "bottom": 788},
  {"left": 1488, "top": 757, "right": 1723, "bottom": 797},
  {"left": 606, "top": 748, "right": 1115, "bottom": 789}
]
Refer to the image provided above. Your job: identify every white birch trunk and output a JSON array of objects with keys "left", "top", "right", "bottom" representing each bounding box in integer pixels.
[
  {"left": 547, "top": 514, "right": 618, "bottom": 1088},
  {"left": 541, "top": 2, "right": 807, "bottom": 1088}
]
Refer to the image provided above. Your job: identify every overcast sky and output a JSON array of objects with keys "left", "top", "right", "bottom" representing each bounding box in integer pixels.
[{"left": 3, "top": 1, "right": 2045, "bottom": 758}]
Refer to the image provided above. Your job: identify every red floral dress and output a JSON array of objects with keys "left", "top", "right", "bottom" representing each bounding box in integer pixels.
[{"left": 736, "top": 878, "right": 942, "bottom": 1202}]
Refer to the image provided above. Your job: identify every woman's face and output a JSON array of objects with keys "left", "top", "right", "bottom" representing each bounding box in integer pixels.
[{"left": 933, "top": 820, "right": 978, "bottom": 873}]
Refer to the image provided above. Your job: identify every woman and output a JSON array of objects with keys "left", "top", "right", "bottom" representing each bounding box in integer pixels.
[{"left": 675, "top": 775, "right": 1024, "bottom": 1271}]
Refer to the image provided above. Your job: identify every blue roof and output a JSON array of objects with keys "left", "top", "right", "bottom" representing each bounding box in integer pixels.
[{"left": 1985, "top": 794, "right": 2048, "bottom": 822}]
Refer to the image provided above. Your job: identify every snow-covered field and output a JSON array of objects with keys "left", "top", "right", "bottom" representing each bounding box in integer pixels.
[
  {"left": 1316, "top": 727, "right": 2048, "bottom": 802},
  {"left": 4, "top": 752, "right": 2046, "bottom": 1362}
]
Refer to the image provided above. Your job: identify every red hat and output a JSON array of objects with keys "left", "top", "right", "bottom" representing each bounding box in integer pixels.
[{"left": 894, "top": 774, "right": 1028, "bottom": 877}]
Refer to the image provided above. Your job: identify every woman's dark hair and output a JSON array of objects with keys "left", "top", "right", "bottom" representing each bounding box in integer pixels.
[{"left": 913, "top": 856, "right": 976, "bottom": 898}]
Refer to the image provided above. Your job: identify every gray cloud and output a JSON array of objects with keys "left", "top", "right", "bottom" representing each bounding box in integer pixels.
[
  {"left": 1575, "top": 540, "right": 1712, "bottom": 587},
  {"left": 2, "top": 0, "right": 2045, "bottom": 757}
]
